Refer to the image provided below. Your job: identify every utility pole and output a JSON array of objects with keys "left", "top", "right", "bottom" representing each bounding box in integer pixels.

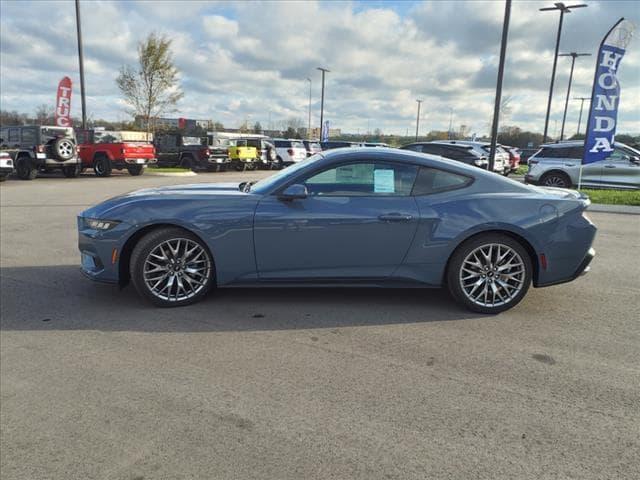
[
  {"left": 573, "top": 96, "right": 590, "bottom": 135},
  {"left": 317, "top": 67, "right": 329, "bottom": 141},
  {"left": 75, "top": 0, "right": 87, "bottom": 129},
  {"left": 559, "top": 52, "right": 591, "bottom": 140},
  {"left": 306, "top": 77, "right": 312, "bottom": 139},
  {"left": 488, "top": 0, "right": 511, "bottom": 173},
  {"left": 415, "top": 99, "right": 423, "bottom": 141},
  {"left": 539, "top": 2, "right": 587, "bottom": 142},
  {"left": 447, "top": 108, "right": 453, "bottom": 139}
]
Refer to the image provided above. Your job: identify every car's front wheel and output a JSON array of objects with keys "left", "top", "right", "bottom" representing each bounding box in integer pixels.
[
  {"left": 130, "top": 227, "right": 214, "bottom": 307},
  {"left": 540, "top": 171, "right": 571, "bottom": 188},
  {"left": 447, "top": 233, "right": 532, "bottom": 314}
]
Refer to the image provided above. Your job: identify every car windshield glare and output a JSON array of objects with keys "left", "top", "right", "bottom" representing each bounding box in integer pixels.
[{"left": 250, "top": 154, "right": 323, "bottom": 194}]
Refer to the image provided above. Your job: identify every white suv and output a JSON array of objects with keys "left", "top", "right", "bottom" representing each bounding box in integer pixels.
[
  {"left": 273, "top": 139, "right": 307, "bottom": 167},
  {"left": 432, "top": 141, "right": 509, "bottom": 175},
  {"left": 0, "top": 151, "right": 14, "bottom": 181}
]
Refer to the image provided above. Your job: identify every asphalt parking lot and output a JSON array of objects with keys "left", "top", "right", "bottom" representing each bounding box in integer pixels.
[{"left": 1, "top": 171, "right": 639, "bottom": 480}]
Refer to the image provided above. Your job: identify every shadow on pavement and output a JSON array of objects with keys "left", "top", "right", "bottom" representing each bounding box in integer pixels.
[{"left": 1, "top": 265, "right": 483, "bottom": 333}]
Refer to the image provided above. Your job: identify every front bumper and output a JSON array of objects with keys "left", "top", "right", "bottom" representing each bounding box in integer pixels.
[
  {"left": 78, "top": 216, "right": 131, "bottom": 284},
  {"left": 0, "top": 166, "right": 14, "bottom": 175}
]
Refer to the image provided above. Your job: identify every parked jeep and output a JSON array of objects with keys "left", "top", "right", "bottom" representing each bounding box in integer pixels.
[
  {"left": 0, "top": 125, "right": 81, "bottom": 180},
  {"left": 154, "top": 133, "right": 229, "bottom": 171},
  {"left": 228, "top": 139, "right": 259, "bottom": 171},
  {"left": 76, "top": 129, "right": 156, "bottom": 177}
]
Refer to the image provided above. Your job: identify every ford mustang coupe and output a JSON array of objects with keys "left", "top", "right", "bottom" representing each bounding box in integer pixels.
[{"left": 78, "top": 148, "right": 596, "bottom": 313}]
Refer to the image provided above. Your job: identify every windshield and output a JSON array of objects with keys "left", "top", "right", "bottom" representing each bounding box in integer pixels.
[
  {"left": 183, "top": 136, "right": 203, "bottom": 146},
  {"left": 250, "top": 153, "right": 323, "bottom": 194}
]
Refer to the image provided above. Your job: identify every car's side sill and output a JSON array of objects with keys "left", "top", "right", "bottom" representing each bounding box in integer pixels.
[{"left": 223, "top": 277, "right": 438, "bottom": 289}]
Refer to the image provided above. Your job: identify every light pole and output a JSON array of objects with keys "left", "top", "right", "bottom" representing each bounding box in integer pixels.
[
  {"left": 415, "top": 99, "right": 423, "bottom": 141},
  {"left": 559, "top": 52, "right": 590, "bottom": 140},
  {"left": 573, "top": 96, "right": 590, "bottom": 136},
  {"left": 306, "top": 77, "right": 312, "bottom": 139},
  {"left": 75, "top": 0, "right": 87, "bottom": 129},
  {"left": 317, "top": 67, "right": 329, "bottom": 141},
  {"left": 488, "top": 0, "right": 511, "bottom": 173},
  {"left": 447, "top": 108, "right": 453, "bottom": 139},
  {"left": 539, "top": 2, "right": 587, "bottom": 142}
]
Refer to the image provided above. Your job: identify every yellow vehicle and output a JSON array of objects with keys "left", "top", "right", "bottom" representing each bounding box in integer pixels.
[{"left": 228, "top": 139, "right": 259, "bottom": 171}]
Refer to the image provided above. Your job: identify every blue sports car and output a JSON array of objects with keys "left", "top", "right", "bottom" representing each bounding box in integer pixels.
[{"left": 78, "top": 148, "right": 596, "bottom": 313}]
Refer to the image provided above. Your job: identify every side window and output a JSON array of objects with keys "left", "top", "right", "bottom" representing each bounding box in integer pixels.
[
  {"left": 608, "top": 147, "right": 631, "bottom": 162},
  {"left": 411, "top": 167, "right": 472, "bottom": 196},
  {"left": 302, "top": 162, "right": 418, "bottom": 196},
  {"left": 568, "top": 147, "right": 584, "bottom": 159},
  {"left": 21, "top": 129, "right": 36, "bottom": 144},
  {"left": 441, "top": 147, "right": 467, "bottom": 160},
  {"left": 8, "top": 128, "right": 19, "bottom": 143}
]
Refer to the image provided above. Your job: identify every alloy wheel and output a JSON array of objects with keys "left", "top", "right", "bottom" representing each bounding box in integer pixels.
[
  {"left": 543, "top": 175, "right": 568, "bottom": 187},
  {"left": 143, "top": 238, "right": 211, "bottom": 302},
  {"left": 459, "top": 243, "right": 526, "bottom": 308}
]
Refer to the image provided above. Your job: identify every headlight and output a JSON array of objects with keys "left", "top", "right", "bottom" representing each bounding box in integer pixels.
[{"left": 85, "top": 218, "right": 120, "bottom": 230}]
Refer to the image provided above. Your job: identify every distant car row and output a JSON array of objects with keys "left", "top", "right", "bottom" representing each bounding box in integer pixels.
[{"left": 0, "top": 124, "right": 637, "bottom": 189}]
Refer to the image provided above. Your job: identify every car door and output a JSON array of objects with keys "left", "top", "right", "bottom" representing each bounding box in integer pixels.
[
  {"left": 600, "top": 147, "right": 640, "bottom": 189},
  {"left": 156, "top": 135, "right": 178, "bottom": 166},
  {"left": 253, "top": 160, "right": 420, "bottom": 280}
]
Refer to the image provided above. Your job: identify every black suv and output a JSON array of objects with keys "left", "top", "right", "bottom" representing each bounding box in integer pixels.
[
  {"left": 400, "top": 142, "right": 488, "bottom": 169},
  {"left": 154, "top": 133, "right": 229, "bottom": 171},
  {"left": 0, "top": 125, "right": 81, "bottom": 179}
]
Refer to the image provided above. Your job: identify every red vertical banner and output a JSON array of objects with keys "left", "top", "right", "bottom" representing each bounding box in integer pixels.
[{"left": 55, "top": 76, "right": 73, "bottom": 127}]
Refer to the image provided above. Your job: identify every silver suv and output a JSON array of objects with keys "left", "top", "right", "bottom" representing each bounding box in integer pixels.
[
  {"left": 0, "top": 125, "right": 81, "bottom": 180},
  {"left": 431, "top": 140, "right": 509, "bottom": 175},
  {"left": 525, "top": 141, "right": 640, "bottom": 190}
]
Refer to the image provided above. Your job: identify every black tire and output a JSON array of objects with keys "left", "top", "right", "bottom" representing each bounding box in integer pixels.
[
  {"left": 63, "top": 164, "right": 81, "bottom": 178},
  {"left": 53, "top": 137, "right": 75, "bottom": 160},
  {"left": 127, "top": 165, "right": 144, "bottom": 176},
  {"left": 93, "top": 156, "right": 112, "bottom": 177},
  {"left": 268, "top": 147, "right": 277, "bottom": 162},
  {"left": 180, "top": 155, "right": 194, "bottom": 170},
  {"left": 130, "top": 227, "right": 215, "bottom": 307},
  {"left": 274, "top": 156, "right": 284, "bottom": 170},
  {"left": 234, "top": 162, "right": 245, "bottom": 172},
  {"left": 0, "top": 175, "right": 7, "bottom": 182},
  {"left": 446, "top": 233, "right": 532, "bottom": 314},
  {"left": 16, "top": 157, "right": 37, "bottom": 180},
  {"left": 540, "top": 171, "right": 571, "bottom": 188}
]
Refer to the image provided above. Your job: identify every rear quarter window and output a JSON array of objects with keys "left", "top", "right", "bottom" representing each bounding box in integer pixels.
[
  {"left": 274, "top": 140, "right": 289, "bottom": 147},
  {"left": 412, "top": 167, "right": 472, "bottom": 196}
]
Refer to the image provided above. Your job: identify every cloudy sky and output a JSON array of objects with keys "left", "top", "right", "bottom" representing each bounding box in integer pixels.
[{"left": 1, "top": 0, "right": 638, "bottom": 136}]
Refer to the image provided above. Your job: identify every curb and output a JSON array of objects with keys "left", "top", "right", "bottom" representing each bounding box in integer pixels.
[
  {"left": 588, "top": 203, "right": 640, "bottom": 215},
  {"left": 145, "top": 170, "right": 197, "bottom": 177}
]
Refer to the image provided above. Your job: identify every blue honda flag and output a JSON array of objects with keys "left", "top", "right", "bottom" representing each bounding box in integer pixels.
[
  {"left": 321, "top": 121, "right": 330, "bottom": 142},
  {"left": 582, "top": 18, "right": 635, "bottom": 165}
]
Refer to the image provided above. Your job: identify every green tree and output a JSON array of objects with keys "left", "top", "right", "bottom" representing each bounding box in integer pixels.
[
  {"left": 116, "top": 33, "right": 183, "bottom": 139},
  {"left": 253, "top": 121, "right": 263, "bottom": 134}
]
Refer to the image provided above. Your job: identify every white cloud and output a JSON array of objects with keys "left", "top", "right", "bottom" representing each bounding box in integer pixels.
[{"left": 0, "top": 0, "right": 638, "bottom": 135}]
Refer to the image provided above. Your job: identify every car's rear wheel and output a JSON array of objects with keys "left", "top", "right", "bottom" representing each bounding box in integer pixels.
[
  {"left": 63, "top": 164, "right": 81, "bottom": 178},
  {"left": 180, "top": 155, "right": 194, "bottom": 170},
  {"left": 540, "top": 171, "right": 571, "bottom": 188},
  {"left": 447, "top": 233, "right": 532, "bottom": 314},
  {"left": 93, "top": 156, "right": 112, "bottom": 177},
  {"left": 16, "top": 157, "right": 37, "bottom": 180},
  {"left": 127, "top": 165, "right": 144, "bottom": 176},
  {"left": 131, "top": 227, "right": 214, "bottom": 307}
]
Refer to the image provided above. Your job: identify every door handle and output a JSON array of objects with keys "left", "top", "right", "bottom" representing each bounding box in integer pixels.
[
  {"left": 604, "top": 165, "right": 616, "bottom": 168},
  {"left": 378, "top": 213, "right": 413, "bottom": 222}
]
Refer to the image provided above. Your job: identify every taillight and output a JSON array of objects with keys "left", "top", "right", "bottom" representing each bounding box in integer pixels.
[
  {"left": 121, "top": 148, "right": 126, "bottom": 154},
  {"left": 33, "top": 145, "right": 45, "bottom": 153},
  {"left": 287, "top": 149, "right": 294, "bottom": 155}
]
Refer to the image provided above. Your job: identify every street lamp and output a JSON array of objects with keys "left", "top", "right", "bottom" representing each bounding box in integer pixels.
[
  {"left": 559, "top": 52, "right": 591, "bottom": 140},
  {"left": 75, "top": 0, "right": 87, "bottom": 129},
  {"left": 488, "top": 0, "right": 511, "bottom": 173},
  {"left": 539, "top": 2, "right": 587, "bottom": 142},
  {"left": 317, "top": 67, "right": 330, "bottom": 141},
  {"left": 573, "top": 96, "right": 590, "bottom": 135},
  {"left": 415, "top": 99, "right": 423, "bottom": 141},
  {"left": 306, "top": 78, "right": 312, "bottom": 140}
]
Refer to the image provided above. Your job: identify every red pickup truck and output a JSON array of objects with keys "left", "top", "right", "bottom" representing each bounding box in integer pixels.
[{"left": 76, "top": 130, "right": 157, "bottom": 177}]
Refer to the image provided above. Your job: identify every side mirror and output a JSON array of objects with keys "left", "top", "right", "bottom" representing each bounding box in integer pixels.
[
  {"left": 279, "top": 184, "right": 308, "bottom": 201},
  {"left": 630, "top": 155, "right": 640, "bottom": 165}
]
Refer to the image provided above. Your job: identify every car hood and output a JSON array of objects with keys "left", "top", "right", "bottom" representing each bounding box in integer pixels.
[{"left": 80, "top": 183, "right": 249, "bottom": 219}]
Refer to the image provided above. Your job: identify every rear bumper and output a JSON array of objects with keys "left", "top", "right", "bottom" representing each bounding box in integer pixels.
[
  {"left": 124, "top": 157, "right": 156, "bottom": 165},
  {"left": 536, "top": 248, "right": 595, "bottom": 287}
]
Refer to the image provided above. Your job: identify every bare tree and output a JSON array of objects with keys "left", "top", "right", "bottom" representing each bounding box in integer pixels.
[
  {"left": 116, "top": 33, "right": 183, "bottom": 138},
  {"left": 34, "top": 104, "right": 55, "bottom": 125}
]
